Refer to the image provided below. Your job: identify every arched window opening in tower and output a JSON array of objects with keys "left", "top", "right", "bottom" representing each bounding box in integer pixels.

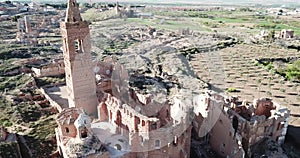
[{"left": 74, "top": 39, "right": 82, "bottom": 53}]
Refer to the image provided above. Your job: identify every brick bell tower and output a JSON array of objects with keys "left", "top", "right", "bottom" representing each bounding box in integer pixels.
[{"left": 60, "top": 0, "right": 98, "bottom": 116}]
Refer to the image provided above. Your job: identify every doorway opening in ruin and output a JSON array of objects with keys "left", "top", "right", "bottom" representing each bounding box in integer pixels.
[
  {"left": 232, "top": 116, "right": 238, "bottom": 136},
  {"left": 124, "top": 125, "right": 129, "bottom": 139},
  {"left": 103, "top": 104, "right": 108, "bottom": 118},
  {"left": 166, "top": 109, "right": 170, "bottom": 118},
  {"left": 116, "top": 110, "right": 122, "bottom": 127},
  {"left": 134, "top": 116, "right": 140, "bottom": 132},
  {"left": 155, "top": 140, "right": 160, "bottom": 148}
]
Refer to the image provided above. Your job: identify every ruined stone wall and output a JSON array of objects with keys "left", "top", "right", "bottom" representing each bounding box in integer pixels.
[
  {"left": 40, "top": 87, "right": 64, "bottom": 112},
  {"left": 101, "top": 93, "right": 192, "bottom": 157},
  {"left": 228, "top": 101, "right": 290, "bottom": 157},
  {"left": 97, "top": 101, "right": 109, "bottom": 122},
  {"left": 208, "top": 111, "right": 244, "bottom": 158},
  {"left": 268, "top": 108, "right": 290, "bottom": 145},
  {"left": 104, "top": 94, "right": 159, "bottom": 136},
  {"left": 148, "top": 129, "right": 192, "bottom": 158},
  {"left": 56, "top": 109, "right": 80, "bottom": 139},
  {"left": 193, "top": 93, "right": 224, "bottom": 138},
  {"left": 192, "top": 96, "right": 210, "bottom": 137},
  {"left": 56, "top": 128, "right": 68, "bottom": 157},
  {"left": 16, "top": 16, "right": 39, "bottom": 44},
  {"left": 59, "top": 124, "right": 77, "bottom": 138},
  {"left": 94, "top": 61, "right": 113, "bottom": 92},
  {"left": 55, "top": 106, "right": 110, "bottom": 158},
  {"left": 228, "top": 108, "right": 269, "bottom": 156},
  {"left": 194, "top": 96, "right": 244, "bottom": 158},
  {"left": 123, "top": 126, "right": 192, "bottom": 158},
  {"left": 187, "top": 91, "right": 290, "bottom": 158},
  {"left": 31, "top": 62, "right": 65, "bottom": 77},
  {"left": 254, "top": 98, "right": 275, "bottom": 118},
  {"left": 24, "top": 16, "right": 32, "bottom": 34}
]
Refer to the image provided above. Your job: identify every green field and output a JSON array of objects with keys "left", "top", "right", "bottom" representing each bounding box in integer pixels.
[{"left": 126, "top": 18, "right": 211, "bottom": 31}]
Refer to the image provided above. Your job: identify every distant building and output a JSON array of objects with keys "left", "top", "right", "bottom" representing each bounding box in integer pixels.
[
  {"left": 19, "top": 6, "right": 29, "bottom": 12},
  {"left": 135, "top": 12, "right": 153, "bottom": 18},
  {"left": 43, "top": 6, "right": 56, "bottom": 12},
  {"left": 16, "top": 15, "right": 39, "bottom": 45},
  {"left": 31, "top": 59, "right": 65, "bottom": 77},
  {"left": 279, "top": 29, "right": 294, "bottom": 39}
]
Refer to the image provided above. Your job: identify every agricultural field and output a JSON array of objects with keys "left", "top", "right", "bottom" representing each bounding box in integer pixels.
[
  {"left": 0, "top": 15, "right": 62, "bottom": 157},
  {"left": 190, "top": 44, "right": 300, "bottom": 124}
]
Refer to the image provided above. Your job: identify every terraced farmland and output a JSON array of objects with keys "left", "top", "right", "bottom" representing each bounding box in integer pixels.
[{"left": 190, "top": 44, "right": 300, "bottom": 126}]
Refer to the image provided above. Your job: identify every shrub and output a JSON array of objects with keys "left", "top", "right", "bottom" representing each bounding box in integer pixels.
[
  {"left": 285, "top": 62, "right": 300, "bottom": 81},
  {"left": 256, "top": 23, "right": 276, "bottom": 29},
  {"left": 227, "top": 87, "right": 238, "bottom": 92},
  {"left": 0, "top": 142, "right": 20, "bottom": 158}
]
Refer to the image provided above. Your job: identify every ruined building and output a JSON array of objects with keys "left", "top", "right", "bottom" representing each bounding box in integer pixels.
[
  {"left": 279, "top": 29, "right": 294, "bottom": 39},
  {"left": 56, "top": 108, "right": 109, "bottom": 157},
  {"left": 16, "top": 16, "right": 39, "bottom": 44},
  {"left": 192, "top": 92, "right": 289, "bottom": 158},
  {"left": 31, "top": 59, "right": 65, "bottom": 77},
  {"left": 53, "top": 1, "right": 290, "bottom": 158},
  {"left": 115, "top": 2, "right": 134, "bottom": 18}
]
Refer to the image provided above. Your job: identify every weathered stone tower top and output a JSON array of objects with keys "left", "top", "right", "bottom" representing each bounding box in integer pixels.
[
  {"left": 61, "top": 0, "right": 89, "bottom": 30},
  {"left": 65, "top": 0, "right": 82, "bottom": 23}
]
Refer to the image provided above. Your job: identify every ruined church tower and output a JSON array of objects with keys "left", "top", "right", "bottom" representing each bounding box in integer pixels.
[{"left": 60, "top": 0, "right": 98, "bottom": 115}]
